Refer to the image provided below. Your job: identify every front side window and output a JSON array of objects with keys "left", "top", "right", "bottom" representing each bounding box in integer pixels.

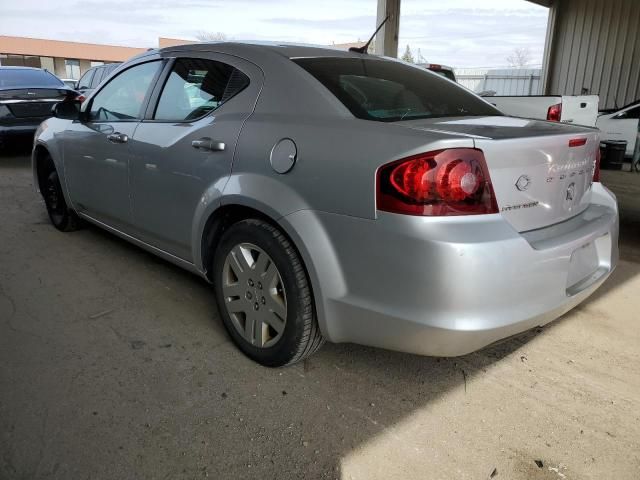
[
  {"left": 293, "top": 57, "right": 500, "bottom": 122},
  {"left": 77, "top": 69, "right": 95, "bottom": 89},
  {"left": 89, "top": 61, "right": 161, "bottom": 121},
  {"left": 154, "top": 58, "right": 249, "bottom": 121}
]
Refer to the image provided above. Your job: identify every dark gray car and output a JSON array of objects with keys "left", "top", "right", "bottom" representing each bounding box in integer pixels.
[
  {"left": 75, "top": 62, "right": 121, "bottom": 97},
  {"left": 32, "top": 42, "right": 617, "bottom": 367}
]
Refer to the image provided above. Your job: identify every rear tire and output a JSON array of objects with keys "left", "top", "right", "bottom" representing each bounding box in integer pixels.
[
  {"left": 42, "top": 168, "right": 81, "bottom": 232},
  {"left": 212, "top": 219, "right": 324, "bottom": 367}
]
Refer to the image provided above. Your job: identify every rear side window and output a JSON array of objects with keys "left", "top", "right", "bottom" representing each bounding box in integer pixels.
[
  {"left": 293, "top": 57, "right": 500, "bottom": 122},
  {"left": 0, "top": 68, "right": 64, "bottom": 88},
  {"left": 154, "top": 58, "right": 249, "bottom": 121}
]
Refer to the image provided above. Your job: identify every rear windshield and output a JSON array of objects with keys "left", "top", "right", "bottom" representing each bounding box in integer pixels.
[
  {"left": 0, "top": 69, "right": 64, "bottom": 88},
  {"left": 293, "top": 57, "right": 500, "bottom": 122},
  {"left": 430, "top": 69, "right": 456, "bottom": 82}
]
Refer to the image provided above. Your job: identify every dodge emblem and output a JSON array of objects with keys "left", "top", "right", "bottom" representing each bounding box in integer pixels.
[{"left": 515, "top": 175, "right": 531, "bottom": 191}]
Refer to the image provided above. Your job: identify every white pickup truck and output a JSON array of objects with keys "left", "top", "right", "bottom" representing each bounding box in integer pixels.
[
  {"left": 595, "top": 101, "right": 640, "bottom": 156},
  {"left": 482, "top": 95, "right": 600, "bottom": 127}
]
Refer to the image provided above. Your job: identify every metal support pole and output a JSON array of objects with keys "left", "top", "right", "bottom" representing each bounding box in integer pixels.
[{"left": 374, "top": 0, "right": 400, "bottom": 57}]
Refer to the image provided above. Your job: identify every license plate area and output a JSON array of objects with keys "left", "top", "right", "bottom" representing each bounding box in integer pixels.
[{"left": 566, "top": 233, "right": 611, "bottom": 296}]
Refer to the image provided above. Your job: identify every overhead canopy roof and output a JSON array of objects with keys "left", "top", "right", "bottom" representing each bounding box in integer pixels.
[{"left": 526, "top": 0, "right": 552, "bottom": 7}]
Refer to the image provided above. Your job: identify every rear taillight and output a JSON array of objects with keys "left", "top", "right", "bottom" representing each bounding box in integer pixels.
[
  {"left": 593, "top": 147, "right": 601, "bottom": 182},
  {"left": 376, "top": 148, "right": 499, "bottom": 216},
  {"left": 547, "top": 103, "right": 562, "bottom": 122}
]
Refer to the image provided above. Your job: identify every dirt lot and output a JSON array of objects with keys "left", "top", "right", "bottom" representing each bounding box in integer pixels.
[{"left": 1, "top": 147, "right": 639, "bottom": 480}]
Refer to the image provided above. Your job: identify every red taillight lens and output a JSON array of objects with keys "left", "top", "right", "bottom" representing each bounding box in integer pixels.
[
  {"left": 593, "top": 147, "right": 601, "bottom": 182},
  {"left": 547, "top": 102, "right": 562, "bottom": 122},
  {"left": 377, "top": 148, "right": 499, "bottom": 216}
]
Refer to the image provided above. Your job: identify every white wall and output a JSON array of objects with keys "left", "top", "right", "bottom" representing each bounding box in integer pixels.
[{"left": 455, "top": 68, "right": 542, "bottom": 95}]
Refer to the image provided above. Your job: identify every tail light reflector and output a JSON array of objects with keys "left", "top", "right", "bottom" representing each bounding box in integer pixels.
[
  {"left": 593, "top": 147, "right": 601, "bottom": 182},
  {"left": 569, "top": 138, "right": 587, "bottom": 147},
  {"left": 547, "top": 103, "right": 562, "bottom": 122},
  {"left": 376, "top": 148, "right": 498, "bottom": 216}
]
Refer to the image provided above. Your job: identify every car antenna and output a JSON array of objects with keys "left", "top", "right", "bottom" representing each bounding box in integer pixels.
[{"left": 349, "top": 14, "right": 390, "bottom": 54}]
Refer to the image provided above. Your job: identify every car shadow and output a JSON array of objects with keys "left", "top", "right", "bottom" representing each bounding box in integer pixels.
[{"left": 51, "top": 211, "right": 548, "bottom": 479}]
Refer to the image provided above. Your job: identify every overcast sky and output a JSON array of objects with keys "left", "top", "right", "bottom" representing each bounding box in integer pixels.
[{"left": 0, "top": 0, "right": 548, "bottom": 69}]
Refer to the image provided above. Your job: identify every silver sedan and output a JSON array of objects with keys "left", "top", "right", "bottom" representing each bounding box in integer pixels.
[{"left": 32, "top": 42, "right": 618, "bottom": 366}]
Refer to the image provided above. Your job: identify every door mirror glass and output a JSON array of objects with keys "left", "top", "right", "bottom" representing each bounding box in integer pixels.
[{"left": 53, "top": 100, "right": 81, "bottom": 120}]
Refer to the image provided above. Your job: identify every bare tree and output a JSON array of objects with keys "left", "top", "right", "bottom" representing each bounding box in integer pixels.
[
  {"left": 506, "top": 47, "right": 532, "bottom": 68},
  {"left": 195, "top": 31, "right": 229, "bottom": 42}
]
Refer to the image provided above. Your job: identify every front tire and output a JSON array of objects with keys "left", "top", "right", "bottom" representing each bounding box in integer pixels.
[
  {"left": 42, "top": 169, "right": 81, "bottom": 232},
  {"left": 212, "top": 219, "right": 324, "bottom": 367}
]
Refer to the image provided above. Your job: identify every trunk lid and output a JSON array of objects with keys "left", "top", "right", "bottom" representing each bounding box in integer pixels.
[
  {"left": 398, "top": 116, "right": 599, "bottom": 232},
  {"left": 0, "top": 88, "right": 72, "bottom": 118}
]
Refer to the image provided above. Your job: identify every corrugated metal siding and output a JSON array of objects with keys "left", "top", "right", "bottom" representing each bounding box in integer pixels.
[
  {"left": 456, "top": 68, "right": 542, "bottom": 95},
  {"left": 547, "top": 0, "right": 640, "bottom": 109}
]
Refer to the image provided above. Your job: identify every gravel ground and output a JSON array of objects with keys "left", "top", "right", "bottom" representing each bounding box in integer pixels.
[{"left": 1, "top": 147, "right": 639, "bottom": 480}]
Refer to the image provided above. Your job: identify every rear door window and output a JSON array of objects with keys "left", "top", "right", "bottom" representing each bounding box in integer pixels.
[
  {"left": 90, "top": 67, "right": 105, "bottom": 88},
  {"left": 293, "top": 57, "right": 500, "bottom": 122},
  {"left": 153, "top": 58, "right": 249, "bottom": 121}
]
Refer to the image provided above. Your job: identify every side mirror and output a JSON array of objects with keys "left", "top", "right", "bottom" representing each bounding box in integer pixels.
[{"left": 52, "top": 100, "right": 82, "bottom": 120}]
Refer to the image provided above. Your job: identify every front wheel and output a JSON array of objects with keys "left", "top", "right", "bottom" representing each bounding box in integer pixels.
[
  {"left": 212, "top": 219, "right": 324, "bottom": 367},
  {"left": 43, "top": 169, "right": 81, "bottom": 232}
]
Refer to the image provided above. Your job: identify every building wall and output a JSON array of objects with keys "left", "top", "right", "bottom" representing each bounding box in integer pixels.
[
  {"left": 545, "top": 0, "right": 640, "bottom": 109},
  {"left": 53, "top": 57, "right": 66, "bottom": 78},
  {"left": 456, "top": 68, "right": 542, "bottom": 95}
]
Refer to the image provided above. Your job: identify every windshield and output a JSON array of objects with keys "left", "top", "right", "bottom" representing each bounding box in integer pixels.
[
  {"left": 293, "top": 57, "right": 499, "bottom": 122},
  {"left": 0, "top": 69, "right": 65, "bottom": 88}
]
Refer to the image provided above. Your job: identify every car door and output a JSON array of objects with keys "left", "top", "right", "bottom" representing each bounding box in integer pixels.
[
  {"left": 128, "top": 54, "right": 262, "bottom": 261},
  {"left": 63, "top": 60, "right": 163, "bottom": 231}
]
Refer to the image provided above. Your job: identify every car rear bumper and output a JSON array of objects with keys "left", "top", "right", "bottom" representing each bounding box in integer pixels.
[
  {"left": 0, "top": 122, "right": 43, "bottom": 140},
  {"left": 283, "top": 182, "right": 618, "bottom": 356}
]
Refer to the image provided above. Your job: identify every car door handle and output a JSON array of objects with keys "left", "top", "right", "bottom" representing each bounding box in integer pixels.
[
  {"left": 107, "top": 132, "right": 128, "bottom": 144},
  {"left": 191, "top": 138, "right": 225, "bottom": 152}
]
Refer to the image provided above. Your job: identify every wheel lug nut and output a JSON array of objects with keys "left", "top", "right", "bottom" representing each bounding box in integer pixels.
[
  {"left": 254, "top": 303, "right": 259, "bottom": 311},
  {"left": 248, "top": 279, "right": 254, "bottom": 287},
  {"left": 246, "top": 291, "right": 252, "bottom": 300},
  {"left": 257, "top": 282, "right": 262, "bottom": 290},
  {"left": 261, "top": 297, "right": 266, "bottom": 305}
]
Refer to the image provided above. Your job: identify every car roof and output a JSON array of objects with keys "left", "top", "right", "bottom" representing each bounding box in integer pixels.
[
  {"left": 155, "top": 41, "right": 376, "bottom": 60},
  {"left": 0, "top": 66, "right": 45, "bottom": 71}
]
